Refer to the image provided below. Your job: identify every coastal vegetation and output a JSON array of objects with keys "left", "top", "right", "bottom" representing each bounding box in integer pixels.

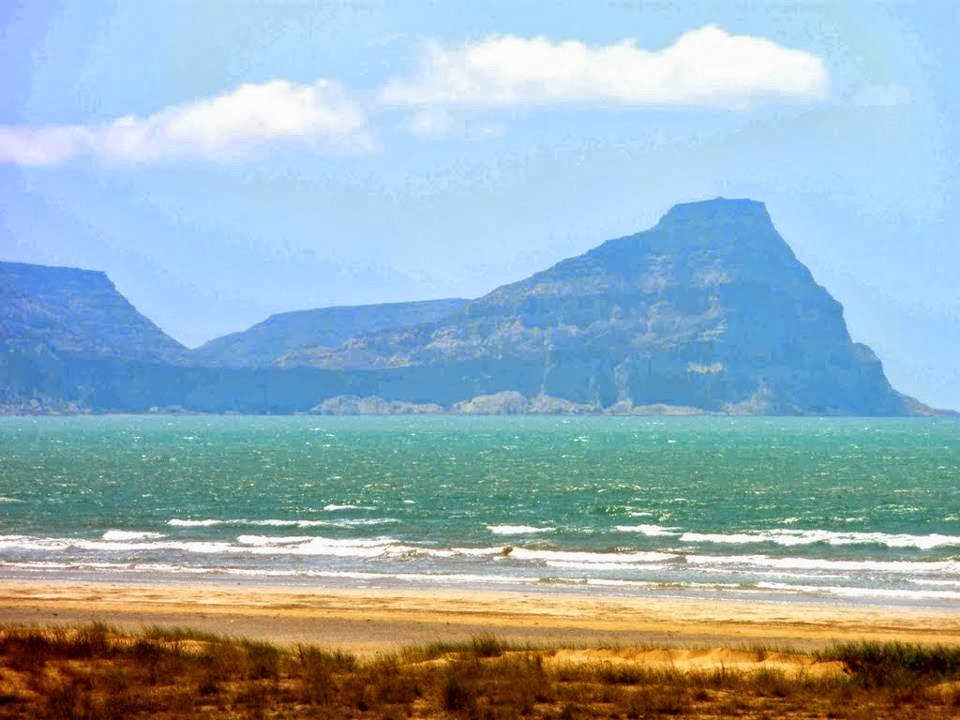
[{"left": 1, "top": 624, "right": 958, "bottom": 719}]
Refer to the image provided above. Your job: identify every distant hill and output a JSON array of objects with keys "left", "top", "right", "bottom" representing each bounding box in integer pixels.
[
  {"left": 1, "top": 199, "right": 951, "bottom": 415},
  {"left": 0, "top": 261, "right": 188, "bottom": 413},
  {"left": 0, "top": 261, "right": 187, "bottom": 364},
  {"left": 191, "top": 299, "right": 469, "bottom": 367},
  {"left": 278, "top": 198, "right": 918, "bottom": 415}
]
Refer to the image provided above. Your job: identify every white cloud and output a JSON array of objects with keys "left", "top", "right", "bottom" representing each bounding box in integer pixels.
[
  {"left": 0, "top": 79, "right": 372, "bottom": 166},
  {"left": 0, "top": 125, "right": 94, "bottom": 166},
  {"left": 381, "top": 26, "right": 829, "bottom": 109},
  {"left": 853, "top": 83, "right": 911, "bottom": 108}
]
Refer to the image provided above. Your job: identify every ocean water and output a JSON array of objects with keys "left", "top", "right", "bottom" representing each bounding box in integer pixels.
[{"left": 0, "top": 415, "right": 958, "bottom": 607}]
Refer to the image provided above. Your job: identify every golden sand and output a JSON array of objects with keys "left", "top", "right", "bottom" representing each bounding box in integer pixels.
[{"left": 2, "top": 579, "right": 958, "bottom": 656}]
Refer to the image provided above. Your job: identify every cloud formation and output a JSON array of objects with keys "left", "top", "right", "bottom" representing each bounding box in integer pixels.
[
  {"left": 0, "top": 26, "right": 830, "bottom": 164},
  {"left": 0, "top": 79, "right": 372, "bottom": 165},
  {"left": 381, "top": 26, "right": 828, "bottom": 109}
]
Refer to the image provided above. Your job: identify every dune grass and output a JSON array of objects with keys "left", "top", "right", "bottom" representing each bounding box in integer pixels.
[{"left": 0, "top": 624, "right": 957, "bottom": 719}]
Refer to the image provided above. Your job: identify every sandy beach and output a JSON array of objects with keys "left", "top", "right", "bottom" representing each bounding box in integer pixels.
[{"left": 2, "top": 578, "right": 958, "bottom": 654}]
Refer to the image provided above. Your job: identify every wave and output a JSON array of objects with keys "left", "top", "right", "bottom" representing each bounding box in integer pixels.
[
  {"left": 686, "top": 553, "right": 960, "bottom": 576},
  {"left": 102, "top": 530, "right": 166, "bottom": 541},
  {"left": 907, "top": 579, "right": 960, "bottom": 588},
  {"left": 235, "top": 535, "right": 421, "bottom": 558},
  {"left": 167, "top": 519, "right": 227, "bottom": 527},
  {"left": 0, "top": 533, "right": 420, "bottom": 559},
  {"left": 0, "top": 534, "right": 233, "bottom": 554},
  {"left": 679, "top": 529, "right": 960, "bottom": 550},
  {"left": 508, "top": 547, "right": 677, "bottom": 565},
  {"left": 9, "top": 556, "right": 952, "bottom": 602},
  {"left": 166, "top": 517, "right": 396, "bottom": 529},
  {"left": 0, "top": 559, "right": 546, "bottom": 587},
  {"left": 755, "top": 582, "right": 960, "bottom": 602},
  {"left": 615, "top": 524, "right": 679, "bottom": 537},
  {"left": 543, "top": 560, "right": 671, "bottom": 572},
  {"left": 487, "top": 525, "right": 555, "bottom": 536},
  {"left": 323, "top": 504, "right": 376, "bottom": 511}
]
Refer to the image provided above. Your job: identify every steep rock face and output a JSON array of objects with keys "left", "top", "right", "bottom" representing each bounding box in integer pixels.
[
  {"left": 0, "top": 261, "right": 190, "bottom": 412},
  {"left": 0, "top": 261, "right": 187, "bottom": 364},
  {"left": 1, "top": 200, "right": 940, "bottom": 415},
  {"left": 192, "top": 298, "right": 469, "bottom": 367},
  {"left": 282, "top": 199, "right": 908, "bottom": 415}
]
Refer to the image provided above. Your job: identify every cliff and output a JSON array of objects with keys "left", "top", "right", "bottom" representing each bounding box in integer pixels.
[
  {"left": 279, "top": 198, "right": 916, "bottom": 415},
  {"left": 1, "top": 199, "right": 948, "bottom": 415}
]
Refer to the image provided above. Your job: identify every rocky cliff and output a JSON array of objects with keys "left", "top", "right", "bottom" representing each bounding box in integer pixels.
[
  {"left": 1, "top": 261, "right": 187, "bottom": 364},
  {"left": 279, "top": 198, "right": 913, "bottom": 415},
  {"left": 1, "top": 199, "right": 946, "bottom": 415}
]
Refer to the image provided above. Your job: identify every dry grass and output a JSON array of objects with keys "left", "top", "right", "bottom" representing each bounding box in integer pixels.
[{"left": 0, "top": 624, "right": 958, "bottom": 719}]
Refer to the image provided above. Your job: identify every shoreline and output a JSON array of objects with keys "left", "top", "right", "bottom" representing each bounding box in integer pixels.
[{"left": 2, "top": 577, "right": 959, "bottom": 654}]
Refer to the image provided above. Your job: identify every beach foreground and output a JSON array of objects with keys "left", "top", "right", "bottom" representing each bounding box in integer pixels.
[
  {"left": 2, "top": 580, "right": 960, "bottom": 718},
  {"left": 2, "top": 579, "right": 960, "bottom": 653}
]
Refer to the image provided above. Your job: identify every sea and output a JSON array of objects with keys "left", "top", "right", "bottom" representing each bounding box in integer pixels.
[{"left": 1, "top": 415, "right": 958, "bottom": 608}]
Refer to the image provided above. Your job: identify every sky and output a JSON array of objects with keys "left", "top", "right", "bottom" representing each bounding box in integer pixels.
[{"left": 1, "top": 1, "right": 958, "bottom": 410}]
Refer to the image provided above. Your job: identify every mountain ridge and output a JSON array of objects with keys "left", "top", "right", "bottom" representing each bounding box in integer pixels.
[
  {"left": 275, "top": 198, "right": 914, "bottom": 415},
  {"left": 1, "top": 198, "right": 953, "bottom": 416},
  {"left": 191, "top": 298, "right": 470, "bottom": 367},
  {"left": 0, "top": 260, "right": 188, "bottom": 364}
]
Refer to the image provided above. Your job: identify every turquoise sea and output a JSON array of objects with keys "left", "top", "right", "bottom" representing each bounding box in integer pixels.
[{"left": 1, "top": 416, "right": 958, "bottom": 606}]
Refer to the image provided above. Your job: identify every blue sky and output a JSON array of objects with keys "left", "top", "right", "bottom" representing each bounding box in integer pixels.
[{"left": 1, "top": 1, "right": 958, "bottom": 410}]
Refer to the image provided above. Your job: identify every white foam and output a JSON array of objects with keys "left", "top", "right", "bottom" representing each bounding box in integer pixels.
[
  {"left": 686, "top": 553, "right": 960, "bottom": 575},
  {"left": 615, "top": 524, "right": 680, "bottom": 537},
  {"left": 487, "top": 525, "right": 555, "bottom": 536},
  {"left": 76, "top": 539, "right": 236, "bottom": 554},
  {"left": 236, "top": 535, "right": 315, "bottom": 546},
  {"left": 167, "top": 519, "right": 226, "bottom": 527},
  {"left": 102, "top": 530, "right": 166, "bottom": 541},
  {"left": 680, "top": 529, "right": 960, "bottom": 550},
  {"left": 241, "top": 536, "right": 418, "bottom": 558},
  {"left": 755, "top": 582, "right": 960, "bottom": 602},
  {"left": 167, "top": 517, "right": 395, "bottom": 529},
  {"left": 323, "top": 504, "right": 376, "bottom": 511},
  {"left": 450, "top": 546, "right": 510, "bottom": 557},
  {"left": 907, "top": 579, "right": 960, "bottom": 588},
  {"left": 0, "top": 535, "right": 72, "bottom": 551},
  {"left": 509, "top": 548, "right": 677, "bottom": 565},
  {"left": 0, "top": 560, "right": 74, "bottom": 570},
  {"left": 544, "top": 560, "right": 670, "bottom": 572}
]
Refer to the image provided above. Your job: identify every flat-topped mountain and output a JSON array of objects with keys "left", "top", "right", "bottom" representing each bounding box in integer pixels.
[
  {"left": 1, "top": 199, "right": 949, "bottom": 415},
  {"left": 191, "top": 298, "right": 469, "bottom": 367},
  {"left": 0, "top": 261, "right": 187, "bottom": 364}
]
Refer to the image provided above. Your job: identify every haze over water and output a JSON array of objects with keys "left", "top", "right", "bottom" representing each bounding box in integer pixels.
[{"left": 1, "top": 416, "right": 958, "bottom": 607}]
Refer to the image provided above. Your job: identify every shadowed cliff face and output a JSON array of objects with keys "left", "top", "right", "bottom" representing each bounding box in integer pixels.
[
  {"left": 277, "top": 198, "right": 908, "bottom": 414},
  {"left": 0, "top": 262, "right": 187, "bottom": 365}
]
